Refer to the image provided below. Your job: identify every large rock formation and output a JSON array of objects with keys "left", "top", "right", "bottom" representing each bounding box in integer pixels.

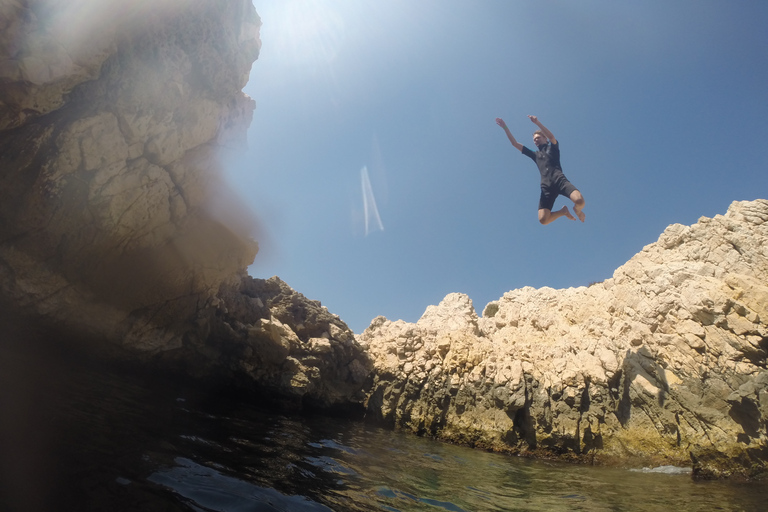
[
  {"left": 0, "top": 0, "right": 370, "bottom": 407},
  {"left": 0, "top": 0, "right": 261, "bottom": 343},
  {"left": 359, "top": 199, "right": 768, "bottom": 478}
]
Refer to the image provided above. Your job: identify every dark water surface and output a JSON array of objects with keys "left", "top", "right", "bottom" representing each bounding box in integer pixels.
[{"left": 1, "top": 328, "right": 766, "bottom": 512}]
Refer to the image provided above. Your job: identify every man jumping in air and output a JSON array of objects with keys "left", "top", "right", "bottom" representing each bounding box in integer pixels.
[{"left": 496, "top": 115, "right": 585, "bottom": 225}]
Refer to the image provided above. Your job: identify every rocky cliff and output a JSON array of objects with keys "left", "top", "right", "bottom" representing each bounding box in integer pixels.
[
  {"left": 1, "top": 0, "right": 261, "bottom": 342},
  {"left": 359, "top": 199, "right": 768, "bottom": 478},
  {"left": 0, "top": 0, "right": 370, "bottom": 407}
]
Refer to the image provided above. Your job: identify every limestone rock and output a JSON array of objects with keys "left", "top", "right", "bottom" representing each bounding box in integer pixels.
[
  {"left": 0, "top": 1, "right": 371, "bottom": 408},
  {"left": 0, "top": 0, "right": 261, "bottom": 345},
  {"left": 359, "top": 199, "right": 768, "bottom": 478},
  {"left": 170, "top": 275, "right": 372, "bottom": 408}
]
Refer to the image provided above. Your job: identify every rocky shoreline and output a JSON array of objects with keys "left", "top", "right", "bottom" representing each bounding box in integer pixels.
[
  {"left": 358, "top": 199, "right": 768, "bottom": 478},
  {"left": 1, "top": 0, "right": 766, "bottom": 480}
]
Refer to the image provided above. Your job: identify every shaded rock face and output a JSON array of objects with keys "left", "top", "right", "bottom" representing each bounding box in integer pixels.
[
  {"left": 0, "top": 0, "right": 261, "bottom": 344},
  {"left": 359, "top": 199, "right": 768, "bottom": 478},
  {"left": 0, "top": 1, "right": 371, "bottom": 408},
  {"left": 191, "top": 275, "right": 372, "bottom": 408}
]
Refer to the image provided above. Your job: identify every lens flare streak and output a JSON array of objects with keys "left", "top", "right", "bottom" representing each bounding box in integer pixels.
[{"left": 361, "top": 166, "right": 384, "bottom": 236}]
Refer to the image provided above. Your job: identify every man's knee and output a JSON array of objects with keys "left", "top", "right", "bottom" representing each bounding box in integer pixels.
[
  {"left": 571, "top": 190, "right": 585, "bottom": 207},
  {"left": 538, "top": 209, "right": 550, "bottom": 224}
]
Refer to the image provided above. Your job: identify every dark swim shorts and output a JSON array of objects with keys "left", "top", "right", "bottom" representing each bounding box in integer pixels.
[{"left": 538, "top": 174, "right": 578, "bottom": 211}]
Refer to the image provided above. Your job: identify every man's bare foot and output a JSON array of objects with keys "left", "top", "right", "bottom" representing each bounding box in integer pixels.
[
  {"left": 574, "top": 208, "right": 585, "bottom": 222},
  {"left": 560, "top": 206, "right": 576, "bottom": 221}
]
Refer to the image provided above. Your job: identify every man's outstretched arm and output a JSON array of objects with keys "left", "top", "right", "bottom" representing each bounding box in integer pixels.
[
  {"left": 496, "top": 118, "right": 524, "bottom": 151},
  {"left": 528, "top": 115, "right": 557, "bottom": 145}
]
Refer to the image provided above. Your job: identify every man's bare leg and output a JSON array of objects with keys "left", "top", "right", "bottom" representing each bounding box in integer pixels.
[
  {"left": 570, "top": 190, "right": 585, "bottom": 222},
  {"left": 539, "top": 206, "right": 576, "bottom": 225}
]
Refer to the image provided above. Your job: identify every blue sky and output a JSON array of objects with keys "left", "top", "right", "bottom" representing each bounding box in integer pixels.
[{"left": 233, "top": 0, "right": 768, "bottom": 333}]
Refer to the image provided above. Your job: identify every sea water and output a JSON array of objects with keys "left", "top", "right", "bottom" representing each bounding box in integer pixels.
[{"left": 1, "top": 331, "right": 766, "bottom": 512}]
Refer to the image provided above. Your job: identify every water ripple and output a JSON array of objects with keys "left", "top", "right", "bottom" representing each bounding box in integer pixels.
[{"left": 148, "top": 457, "right": 333, "bottom": 511}]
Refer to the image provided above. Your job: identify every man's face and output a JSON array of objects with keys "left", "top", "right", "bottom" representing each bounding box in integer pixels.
[{"left": 533, "top": 133, "right": 548, "bottom": 146}]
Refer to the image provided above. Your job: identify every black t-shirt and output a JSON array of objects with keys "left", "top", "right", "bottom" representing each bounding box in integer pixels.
[{"left": 521, "top": 141, "right": 565, "bottom": 187}]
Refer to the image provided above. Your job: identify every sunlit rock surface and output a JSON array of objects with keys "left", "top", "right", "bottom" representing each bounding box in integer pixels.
[
  {"left": 359, "top": 199, "right": 768, "bottom": 478},
  {"left": 0, "top": 0, "right": 370, "bottom": 407}
]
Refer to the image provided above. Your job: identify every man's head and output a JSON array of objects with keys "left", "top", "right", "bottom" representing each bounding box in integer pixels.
[{"left": 532, "top": 130, "right": 548, "bottom": 147}]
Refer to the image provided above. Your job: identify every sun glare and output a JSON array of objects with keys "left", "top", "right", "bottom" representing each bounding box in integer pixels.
[{"left": 260, "top": 0, "right": 346, "bottom": 73}]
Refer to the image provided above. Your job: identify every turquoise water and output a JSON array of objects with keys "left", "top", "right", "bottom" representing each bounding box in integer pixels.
[{"left": 1, "top": 331, "right": 766, "bottom": 511}]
